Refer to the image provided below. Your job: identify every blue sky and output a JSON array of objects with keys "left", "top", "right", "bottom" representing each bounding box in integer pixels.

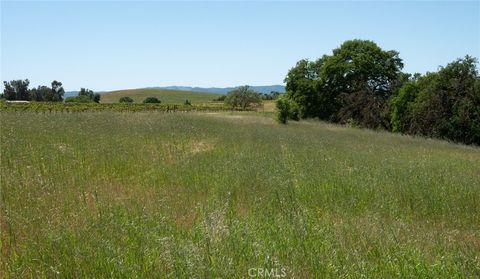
[{"left": 1, "top": 1, "right": 479, "bottom": 91}]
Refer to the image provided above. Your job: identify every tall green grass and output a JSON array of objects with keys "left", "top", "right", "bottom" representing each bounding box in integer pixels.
[{"left": 1, "top": 112, "right": 479, "bottom": 278}]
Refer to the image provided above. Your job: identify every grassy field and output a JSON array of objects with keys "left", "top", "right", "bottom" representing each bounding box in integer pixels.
[
  {"left": 100, "top": 88, "right": 222, "bottom": 104},
  {"left": 1, "top": 111, "right": 479, "bottom": 278},
  {"left": 260, "top": 100, "right": 276, "bottom": 113}
]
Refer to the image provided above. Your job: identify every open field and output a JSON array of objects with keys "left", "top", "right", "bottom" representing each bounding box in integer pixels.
[
  {"left": 259, "top": 100, "right": 276, "bottom": 113},
  {"left": 100, "top": 88, "right": 222, "bottom": 104},
  {"left": 1, "top": 111, "right": 479, "bottom": 277}
]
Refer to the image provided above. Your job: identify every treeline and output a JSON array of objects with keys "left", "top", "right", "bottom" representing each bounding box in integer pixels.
[
  {"left": 2, "top": 80, "right": 65, "bottom": 102},
  {"left": 279, "top": 39, "right": 480, "bottom": 145},
  {"left": 1, "top": 79, "right": 100, "bottom": 103}
]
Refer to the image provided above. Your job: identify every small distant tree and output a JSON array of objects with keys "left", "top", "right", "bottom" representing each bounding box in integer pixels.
[
  {"left": 49, "top": 80, "right": 65, "bottom": 101},
  {"left": 184, "top": 99, "right": 191, "bottom": 105},
  {"left": 78, "top": 88, "right": 100, "bottom": 103},
  {"left": 93, "top": 93, "right": 101, "bottom": 103},
  {"left": 224, "top": 85, "right": 261, "bottom": 110},
  {"left": 143, "top": 97, "right": 161, "bottom": 104},
  {"left": 65, "top": 88, "right": 100, "bottom": 103},
  {"left": 119, "top": 96, "right": 134, "bottom": 103},
  {"left": 78, "top": 88, "right": 93, "bottom": 98}
]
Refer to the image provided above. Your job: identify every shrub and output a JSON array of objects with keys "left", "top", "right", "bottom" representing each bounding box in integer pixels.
[
  {"left": 119, "top": 96, "right": 134, "bottom": 103},
  {"left": 276, "top": 97, "right": 301, "bottom": 124},
  {"left": 184, "top": 99, "right": 191, "bottom": 106},
  {"left": 143, "top": 97, "right": 161, "bottom": 104},
  {"left": 276, "top": 97, "right": 290, "bottom": 124}
]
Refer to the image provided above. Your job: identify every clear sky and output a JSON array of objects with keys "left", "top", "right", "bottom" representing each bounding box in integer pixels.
[{"left": 1, "top": 1, "right": 479, "bottom": 91}]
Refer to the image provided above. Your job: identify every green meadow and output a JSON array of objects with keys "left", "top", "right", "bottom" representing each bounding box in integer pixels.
[
  {"left": 100, "top": 88, "right": 221, "bottom": 104},
  {"left": 1, "top": 111, "right": 479, "bottom": 278}
]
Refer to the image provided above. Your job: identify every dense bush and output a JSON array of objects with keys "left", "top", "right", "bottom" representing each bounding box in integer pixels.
[
  {"left": 391, "top": 56, "right": 480, "bottom": 145},
  {"left": 119, "top": 96, "right": 134, "bottom": 103},
  {"left": 143, "top": 97, "right": 161, "bottom": 104},
  {"left": 275, "top": 97, "right": 300, "bottom": 124},
  {"left": 276, "top": 97, "right": 290, "bottom": 124}
]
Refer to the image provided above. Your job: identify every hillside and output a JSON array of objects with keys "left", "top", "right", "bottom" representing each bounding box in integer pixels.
[
  {"left": 2, "top": 111, "right": 479, "bottom": 277},
  {"left": 100, "top": 88, "right": 221, "bottom": 104},
  {"left": 158, "top": 85, "right": 285, "bottom": 94}
]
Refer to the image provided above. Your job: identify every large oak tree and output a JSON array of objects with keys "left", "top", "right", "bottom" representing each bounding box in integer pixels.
[{"left": 285, "top": 40, "right": 404, "bottom": 128}]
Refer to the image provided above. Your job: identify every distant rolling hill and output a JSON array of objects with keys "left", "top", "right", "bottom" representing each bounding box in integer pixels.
[
  {"left": 158, "top": 85, "right": 285, "bottom": 94},
  {"left": 69, "top": 85, "right": 285, "bottom": 100},
  {"left": 100, "top": 88, "right": 221, "bottom": 104},
  {"left": 64, "top": 91, "right": 79, "bottom": 98}
]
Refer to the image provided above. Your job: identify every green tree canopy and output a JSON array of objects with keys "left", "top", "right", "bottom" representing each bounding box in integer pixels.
[
  {"left": 392, "top": 56, "right": 480, "bottom": 144},
  {"left": 29, "top": 86, "right": 51, "bottom": 101},
  {"left": 320, "top": 40, "right": 403, "bottom": 96},
  {"left": 2, "top": 79, "right": 30, "bottom": 100},
  {"left": 284, "top": 59, "right": 323, "bottom": 118},
  {"left": 285, "top": 39, "right": 404, "bottom": 127},
  {"left": 48, "top": 80, "right": 65, "bottom": 101}
]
